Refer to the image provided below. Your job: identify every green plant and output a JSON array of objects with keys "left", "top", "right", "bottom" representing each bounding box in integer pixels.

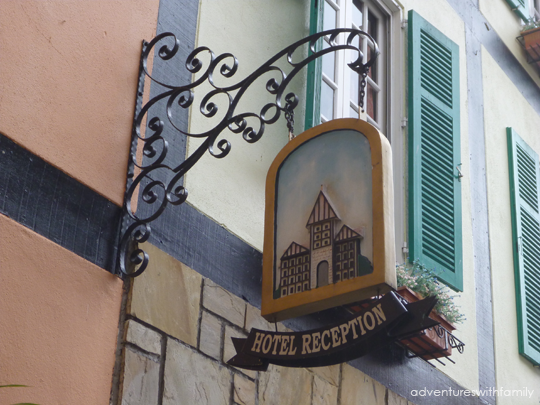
[
  {"left": 522, "top": 19, "right": 540, "bottom": 32},
  {"left": 0, "top": 385, "right": 39, "bottom": 405},
  {"left": 396, "top": 261, "right": 465, "bottom": 324}
]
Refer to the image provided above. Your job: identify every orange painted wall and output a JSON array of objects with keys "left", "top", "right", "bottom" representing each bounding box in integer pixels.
[
  {"left": 0, "top": 214, "right": 124, "bottom": 405},
  {"left": 0, "top": 0, "right": 160, "bottom": 206}
]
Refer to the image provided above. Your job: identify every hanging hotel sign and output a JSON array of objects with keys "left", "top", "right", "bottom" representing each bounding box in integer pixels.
[
  {"left": 227, "top": 119, "right": 465, "bottom": 370},
  {"left": 261, "top": 119, "right": 396, "bottom": 322}
]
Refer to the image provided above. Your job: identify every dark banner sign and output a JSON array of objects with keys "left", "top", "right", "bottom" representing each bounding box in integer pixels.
[{"left": 228, "top": 291, "right": 439, "bottom": 370}]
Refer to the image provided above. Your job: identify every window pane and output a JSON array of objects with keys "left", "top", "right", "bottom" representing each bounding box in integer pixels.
[
  {"left": 367, "top": 82, "right": 377, "bottom": 121},
  {"left": 350, "top": 69, "right": 359, "bottom": 106},
  {"left": 321, "top": 81, "right": 334, "bottom": 120},
  {"left": 352, "top": 0, "right": 363, "bottom": 28},
  {"left": 367, "top": 11, "right": 378, "bottom": 79},
  {"left": 350, "top": 107, "right": 359, "bottom": 118},
  {"left": 367, "top": 9, "right": 378, "bottom": 40},
  {"left": 324, "top": 1, "right": 337, "bottom": 31},
  {"left": 322, "top": 41, "right": 335, "bottom": 80},
  {"left": 367, "top": 44, "right": 377, "bottom": 79}
]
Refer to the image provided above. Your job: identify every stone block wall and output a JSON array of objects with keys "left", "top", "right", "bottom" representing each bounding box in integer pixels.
[{"left": 116, "top": 243, "right": 415, "bottom": 405}]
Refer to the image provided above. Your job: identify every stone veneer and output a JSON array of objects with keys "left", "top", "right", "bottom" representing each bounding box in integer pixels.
[{"left": 117, "top": 243, "right": 416, "bottom": 405}]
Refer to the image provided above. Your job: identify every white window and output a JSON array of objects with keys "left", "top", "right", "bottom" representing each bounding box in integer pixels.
[{"left": 318, "top": 0, "right": 388, "bottom": 132}]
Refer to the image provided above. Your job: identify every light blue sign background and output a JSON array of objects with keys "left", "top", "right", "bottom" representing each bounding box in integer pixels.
[{"left": 275, "top": 129, "right": 373, "bottom": 278}]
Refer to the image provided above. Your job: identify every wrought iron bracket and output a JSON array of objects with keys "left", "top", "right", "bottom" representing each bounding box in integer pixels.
[{"left": 118, "top": 28, "right": 379, "bottom": 277}]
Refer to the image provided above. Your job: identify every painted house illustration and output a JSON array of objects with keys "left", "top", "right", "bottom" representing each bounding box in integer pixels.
[{"left": 278, "top": 190, "right": 373, "bottom": 298}]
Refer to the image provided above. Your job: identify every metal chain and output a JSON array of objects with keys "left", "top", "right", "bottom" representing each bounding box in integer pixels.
[
  {"left": 359, "top": 70, "right": 368, "bottom": 113},
  {"left": 285, "top": 102, "right": 295, "bottom": 141}
]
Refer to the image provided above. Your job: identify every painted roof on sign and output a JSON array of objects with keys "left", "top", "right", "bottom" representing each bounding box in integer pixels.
[
  {"left": 335, "top": 225, "right": 364, "bottom": 242},
  {"left": 281, "top": 242, "right": 310, "bottom": 259},
  {"left": 306, "top": 190, "right": 340, "bottom": 227}
]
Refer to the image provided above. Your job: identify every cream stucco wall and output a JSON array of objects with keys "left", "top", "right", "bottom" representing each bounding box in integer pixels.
[
  {"left": 483, "top": 48, "right": 540, "bottom": 405},
  {"left": 479, "top": 0, "right": 540, "bottom": 89},
  {"left": 0, "top": 214, "right": 123, "bottom": 405},
  {"left": 187, "top": 0, "right": 480, "bottom": 390},
  {"left": 184, "top": 0, "right": 311, "bottom": 250},
  {"left": 0, "top": 0, "right": 160, "bottom": 206},
  {"left": 399, "top": 0, "right": 480, "bottom": 391}
]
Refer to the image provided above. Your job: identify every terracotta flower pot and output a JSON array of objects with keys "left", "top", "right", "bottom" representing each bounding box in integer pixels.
[
  {"left": 521, "top": 26, "right": 540, "bottom": 70},
  {"left": 396, "top": 286, "right": 456, "bottom": 360},
  {"left": 521, "top": 26, "right": 540, "bottom": 51}
]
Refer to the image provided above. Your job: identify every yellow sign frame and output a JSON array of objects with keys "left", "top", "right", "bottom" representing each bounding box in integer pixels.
[{"left": 262, "top": 119, "right": 396, "bottom": 322}]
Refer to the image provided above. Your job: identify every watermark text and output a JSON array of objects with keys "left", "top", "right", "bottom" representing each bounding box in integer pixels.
[{"left": 410, "top": 387, "right": 534, "bottom": 398}]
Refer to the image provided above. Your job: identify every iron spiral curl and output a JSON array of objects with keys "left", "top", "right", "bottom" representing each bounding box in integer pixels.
[{"left": 118, "top": 28, "right": 379, "bottom": 277}]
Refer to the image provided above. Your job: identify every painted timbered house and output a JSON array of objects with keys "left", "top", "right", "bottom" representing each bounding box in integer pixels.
[{"left": 279, "top": 190, "right": 370, "bottom": 297}]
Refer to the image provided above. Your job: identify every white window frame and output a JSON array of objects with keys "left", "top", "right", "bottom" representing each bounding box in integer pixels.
[{"left": 320, "top": 0, "right": 389, "bottom": 133}]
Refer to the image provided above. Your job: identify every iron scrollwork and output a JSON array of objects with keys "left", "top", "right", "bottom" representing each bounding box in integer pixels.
[{"left": 118, "top": 28, "right": 380, "bottom": 277}]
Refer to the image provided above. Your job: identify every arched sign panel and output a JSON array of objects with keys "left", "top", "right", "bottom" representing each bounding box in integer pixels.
[{"left": 262, "top": 119, "right": 396, "bottom": 322}]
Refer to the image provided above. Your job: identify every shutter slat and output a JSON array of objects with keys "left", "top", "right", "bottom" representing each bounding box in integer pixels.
[
  {"left": 507, "top": 127, "right": 540, "bottom": 366},
  {"left": 420, "top": 30, "right": 453, "bottom": 108},
  {"left": 420, "top": 48, "right": 452, "bottom": 79},
  {"left": 423, "top": 233, "right": 455, "bottom": 260},
  {"left": 422, "top": 194, "right": 454, "bottom": 224},
  {"left": 421, "top": 216, "right": 454, "bottom": 242},
  {"left": 422, "top": 141, "right": 453, "bottom": 166},
  {"left": 528, "top": 313, "right": 540, "bottom": 330},
  {"left": 421, "top": 201, "right": 454, "bottom": 232},
  {"left": 420, "top": 32, "right": 453, "bottom": 71},
  {"left": 409, "top": 9, "right": 462, "bottom": 291},
  {"left": 422, "top": 127, "right": 453, "bottom": 157},
  {"left": 421, "top": 215, "right": 454, "bottom": 244},
  {"left": 421, "top": 99, "right": 453, "bottom": 139},
  {"left": 523, "top": 253, "right": 540, "bottom": 270},
  {"left": 524, "top": 272, "right": 540, "bottom": 291},
  {"left": 422, "top": 157, "right": 454, "bottom": 186},
  {"left": 420, "top": 36, "right": 453, "bottom": 80},
  {"left": 422, "top": 229, "right": 454, "bottom": 253},
  {"left": 524, "top": 281, "right": 540, "bottom": 303},
  {"left": 422, "top": 157, "right": 454, "bottom": 182},
  {"left": 517, "top": 145, "right": 539, "bottom": 211}
]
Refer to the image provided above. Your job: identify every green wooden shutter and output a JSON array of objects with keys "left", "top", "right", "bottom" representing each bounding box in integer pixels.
[
  {"left": 408, "top": 10, "right": 463, "bottom": 291},
  {"left": 504, "top": 0, "right": 530, "bottom": 22},
  {"left": 507, "top": 128, "right": 540, "bottom": 366},
  {"left": 305, "top": 0, "right": 324, "bottom": 131}
]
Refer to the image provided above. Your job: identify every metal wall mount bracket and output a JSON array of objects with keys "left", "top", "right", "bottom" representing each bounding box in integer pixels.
[{"left": 118, "top": 28, "right": 379, "bottom": 277}]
